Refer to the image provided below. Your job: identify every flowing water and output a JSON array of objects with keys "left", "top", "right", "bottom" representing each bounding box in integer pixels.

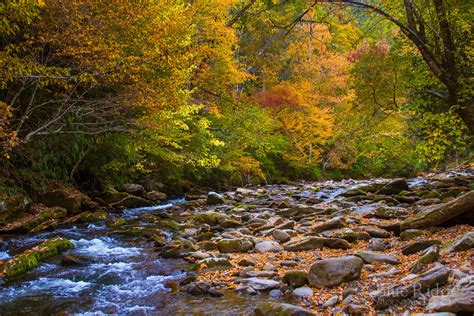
[{"left": 0, "top": 172, "right": 468, "bottom": 315}]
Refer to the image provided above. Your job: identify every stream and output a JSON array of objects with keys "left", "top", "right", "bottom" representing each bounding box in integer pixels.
[{"left": 0, "top": 172, "right": 468, "bottom": 315}]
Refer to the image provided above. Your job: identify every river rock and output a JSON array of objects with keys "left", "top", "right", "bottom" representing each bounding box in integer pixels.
[
  {"left": 282, "top": 270, "right": 308, "bottom": 288},
  {"left": 374, "top": 265, "right": 450, "bottom": 309},
  {"left": 376, "top": 179, "right": 409, "bottom": 195},
  {"left": 355, "top": 250, "right": 400, "bottom": 265},
  {"left": 410, "top": 245, "right": 439, "bottom": 273},
  {"left": 426, "top": 276, "right": 474, "bottom": 313},
  {"left": 160, "top": 239, "right": 196, "bottom": 258},
  {"left": 241, "top": 277, "right": 281, "bottom": 291},
  {"left": 181, "top": 281, "right": 223, "bottom": 297},
  {"left": 217, "top": 238, "right": 253, "bottom": 253},
  {"left": 401, "top": 191, "right": 474, "bottom": 230},
  {"left": 207, "top": 192, "right": 226, "bottom": 205},
  {"left": 312, "top": 216, "right": 346, "bottom": 233},
  {"left": 272, "top": 229, "right": 291, "bottom": 242},
  {"left": 308, "top": 256, "right": 363, "bottom": 288},
  {"left": 284, "top": 237, "right": 323, "bottom": 251},
  {"left": 0, "top": 206, "right": 67, "bottom": 234},
  {"left": 255, "top": 302, "right": 315, "bottom": 316},
  {"left": 293, "top": 286, "right": 313, "bottom": 297},
  {"left": 199, "top": 257, "right": 232, "bottom": 270},
  {"left": 401, "top": 240, "right": 441, "bottom": 255},
  {"left": 367, "top": 239, "right": 389, "bottom": 251},
  {"left": 38, "top": 186, "right": 98, "bottom": 215},
  {"left": 400, "top": 229, "right": 427, "bottom": 241},
  {"left": 144, "top": 191, "right": 167, "bottom": 201},
  {"left": 255, "top": 240, "right": 282, "bottom": 253},
  {"left": 444, "top": 231, "right": 474, "bottom": 253},
  {"left": 1, "top": 236, "right": 74, "bottom": 278}
]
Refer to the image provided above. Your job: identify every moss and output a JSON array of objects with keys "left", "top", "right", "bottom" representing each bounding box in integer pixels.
[
  {"left": 0, "top": 237, "right": 74, "bottom": 278},
  {"left": 106, "top": 218, "right": 127, "bottom": 228},
  {"left": 192, "top": 212, "right": 228, "bottom": 225},
  {"left": 160, "top": 219, "right": 181, "bottom": 231}
]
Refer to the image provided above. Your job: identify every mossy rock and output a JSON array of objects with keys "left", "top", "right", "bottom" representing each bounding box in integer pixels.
[
  {"left": 192, "top": 212, "right": 229, "bottom": 225},
  {"left": 106, "top": 218, "right": 127, "bottom": 228},
  {"left": 0, "top": 236, "right": 74, "bottom": 278},
  {"left": 159, "top": 220, "right": 181, "bottom": 231},
  {"left": 282, "top": 270, "right": 308, "bottom": 288},
  {"left": 0, "top": 206, "right": 67, "bottom": 234},
  {"left": 197, "top": 232, "right": 216, "bottom": 241}
]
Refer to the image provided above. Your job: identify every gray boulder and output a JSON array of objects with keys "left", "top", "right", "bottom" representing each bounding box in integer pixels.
[{"left": 308, "top": 256, "right": 363, "bottom": 288}]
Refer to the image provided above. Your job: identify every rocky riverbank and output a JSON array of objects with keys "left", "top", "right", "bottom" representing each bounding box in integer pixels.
[{"left": 1, "top": 169, "right": 473, "bottom": 314}]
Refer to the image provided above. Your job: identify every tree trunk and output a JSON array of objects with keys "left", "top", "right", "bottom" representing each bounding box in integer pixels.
[{"left": 456, "top": 97, "right": 474, "bottom": 135}]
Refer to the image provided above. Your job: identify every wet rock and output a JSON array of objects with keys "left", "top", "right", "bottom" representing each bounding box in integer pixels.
[
  {"left": 106, "top": 218, "right": 127, "bottom": 228},
  {"left": 193, "top": 212, "right": 230, "bottom": 225},
  {"left": 60, "top": 253, "right": 89, "bottom": 266},
  {"left": 354, "top": 250, "right": 400, "bottom": 265},
  {"left": 400, "top": 229, "right": 427, "bottom": 241},
  {"left": 241, "top": 277, "right": 280, "bottom": 291},
  {"left": 284, "top": 237, "right": 323, "bottom": 251},
  {"left": 401, "top": 191, "right": 474, "bottom": 230},
  {"left": 401, "top": 240, "right": 441, "bottom": 255},
  {"left": 282, "top": 270, "right": 308, "bottom": 288},
  {"left": 308, "top": 256, "right": 363, "bottom": 288},
  {"left": 444, "top": 231, "right": 474, "bottom": 253},
  {"left": 181, "top": 281, "right": 224, "bottom": 297},
  {"left": 410, "top": 246, "right": 439, "bottom": 273},
  {"left": 376, "top": 179, "right": 409, "bottom": 195},
  {"left": 217, "top": 238, "right": 253, "bottom": 253},
  {"left": 255, "top": 302, "right": 315, "bottom": 316},
  {"left": 144, "top": 191, "right": 167, "bottom": 201},
  {"left": 272, "top": 229, "right": 291, "bottom": 242},
  {"left": 374, "top": 265, "right": 450, "bottom": 309},
  {"left": 312, "top": 216, "right": 346, "bottom": 233},
  {"left": 255, "top": 240, "right": 282, "bottom": 253},
  {"left": 426, "top": 276, "right": 474, "bottom": 313},
  {"left": 207, "top": 192, "right": 226, "bottom": 205},
  {"left": 0, "top": 236, "right": 74, "bottom": 278}
]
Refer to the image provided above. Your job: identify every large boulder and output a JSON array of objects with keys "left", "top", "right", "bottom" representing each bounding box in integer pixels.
[
  {"left": 308, "top": 256, "right": 363, "bottom": 288},
  {"left": 217, "top": 238, "right": 253, "bottom": 253},
  {"left": 38, "top": 187, "right": 98, "bottom": 215},
  {"left": 120, "top": 183, "right": 146, "bottom": 197},
  {"left": 443, "top": 231, "right": 474, "bottom": 253},
  {"left": 255, "top": 303, "right": 315, "bottom": 316},
  {"left": 401, "top": 191, "right": 474, "bottom": 230}
]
